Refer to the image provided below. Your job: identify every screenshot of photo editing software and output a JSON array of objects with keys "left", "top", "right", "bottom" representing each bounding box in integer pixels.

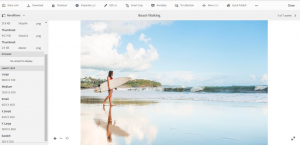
[{"left": 0, "top": 0, "right": 299, "bottom": 145}]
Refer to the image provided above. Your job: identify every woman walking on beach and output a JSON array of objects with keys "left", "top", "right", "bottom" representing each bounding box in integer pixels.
[{"left": 103, "top": 71, "right": 117, "bottom": 106}]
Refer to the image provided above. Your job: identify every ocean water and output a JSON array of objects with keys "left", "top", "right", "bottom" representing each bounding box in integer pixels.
[
  {"left": 81, "top": 89, "right": 268, "bottom": 145},
  {"left": 81, "top": 88, "right": 268, "bottom": 103}
]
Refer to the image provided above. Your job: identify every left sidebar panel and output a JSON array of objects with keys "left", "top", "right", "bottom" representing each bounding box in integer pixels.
[{"left": 0, "top": 21, "right": 48, "bottom": 145}]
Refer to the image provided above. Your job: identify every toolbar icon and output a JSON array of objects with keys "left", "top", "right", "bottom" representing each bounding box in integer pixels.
[
  {"left": 227, "top": 4, "right": 230, "bottom": 7},
  {"left": 2, "top": 14, "right": 6, "bottom": 17},
  {"left": 291, "top": 136, "right": 295, "bottom": 141},
  {"left": 175, "top": 4, "right": 178, "bottom": 7},
  {"left": 151, "top": 4, "right": 155, "bottom": 7},
  {"left": 202, "top": 4, "right": 206, "bottom": 7},
  {"left": 52, "top": 4, "right": 55, "bottom": 7},
  {"left": 104, "top": 4, "right": 107, "bottom": 7}
]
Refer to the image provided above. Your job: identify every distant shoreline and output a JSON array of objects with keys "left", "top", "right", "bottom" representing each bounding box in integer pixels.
[
  {"left": 81, "top": 78, "right": 162, "bottom": 89},
  {"left": 80, "top": 85, "right": 158, "bottom": 90}
]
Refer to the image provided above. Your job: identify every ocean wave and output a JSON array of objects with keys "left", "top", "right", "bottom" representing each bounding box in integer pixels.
[
  {"left": 123, "top": 86, "right": 268, "bottom": 93},
  {"left": 81, "top": 90, "right": 268, "bottom": 103},
  {"left": 254, "top": 86, "right": 268, "bottom": 91},
  {"left": 87, "top": 86, "right": 268, "bottom": 102}
]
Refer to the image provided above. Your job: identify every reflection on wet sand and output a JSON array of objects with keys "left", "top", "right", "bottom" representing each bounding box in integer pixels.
[
  {"left": 81, "top": 99, "right": 158, "bottom": 145},
  {"left": 81, "top": 98, "right": 267, "bottom": 145},
  {"left": 94, "top": 106, "right": 129, "bottom": 143}
]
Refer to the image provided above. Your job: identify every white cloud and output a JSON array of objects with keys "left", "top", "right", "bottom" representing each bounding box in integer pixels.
[
  {"left": 88, "top": 22, "right": 107, "bottom": 32},
  {"left": 91, "top": 71, "right": 108, "bottom": 79},
  {"left": 250, "top": 75, "right": 256, "bottom": 81},
  {"left": 81, "top": 34, "right": 159, "bottom": 71},
  {"left": 81, "top": 69, "right": 95, "bottom": 78},
  {"left": 81, "top": 21, "right": 161, "bottom": 72},
  {"left": 81, "top": 69, "right": 108, "bottom": 79},
  {"left": 87, "top": 21, "right": 172, "bottom": 35},
  {"left": 128, "top": 73, "right": 138, "bottom": 79},
  {"left": 139, "top": 33, "right": 151, "bottom": 43},
  {"left": 261, "top": 74, "right": 268, "bottom": 83}
]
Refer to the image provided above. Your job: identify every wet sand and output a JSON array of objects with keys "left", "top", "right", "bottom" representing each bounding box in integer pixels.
[{"left": 81, "top": 98, "right": 267, "bottom": 145}]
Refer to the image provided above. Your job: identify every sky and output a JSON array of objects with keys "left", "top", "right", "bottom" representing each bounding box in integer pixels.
[{"left": 81, "top": 20, "right": 268, "bottom": 86}]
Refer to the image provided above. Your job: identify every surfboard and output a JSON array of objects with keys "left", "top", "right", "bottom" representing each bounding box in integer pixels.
[{"left": 94, "top": 77, "right": 131, "bottom": 93}]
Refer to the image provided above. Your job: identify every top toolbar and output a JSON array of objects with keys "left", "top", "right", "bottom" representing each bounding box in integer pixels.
[{"left": 0, "top": 1, "right": 299, "bottom": 10}]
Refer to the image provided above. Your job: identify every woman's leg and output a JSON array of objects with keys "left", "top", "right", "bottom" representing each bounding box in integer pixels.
[
  {"left": 109, "top": 90, "right": 114, "bottom": 106},
  {"left": 103, "top": 90, "right": 112, "bottom": 105},
  {"left": 103, "top": 96, "right": 108, "bottom": 105}
]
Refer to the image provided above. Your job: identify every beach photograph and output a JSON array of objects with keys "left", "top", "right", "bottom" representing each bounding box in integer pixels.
[{"left": 80, "top": 20, "right": 268, "bottom": 145}]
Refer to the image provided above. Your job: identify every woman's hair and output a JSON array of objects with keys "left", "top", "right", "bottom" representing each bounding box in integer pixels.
[{"left": 108, "top": 70, "right": 113, "bottom": 79}]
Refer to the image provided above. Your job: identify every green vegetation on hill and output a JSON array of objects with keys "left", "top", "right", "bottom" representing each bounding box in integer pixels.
[
  {"left": 123, "top": 79, "right": 162, "bottom": 87},
  {"left": 80, "top": 77, "right": 106, "bottom": 88},
  {"left": 81, "top": 77, "right": 162, "bottom": 88}
]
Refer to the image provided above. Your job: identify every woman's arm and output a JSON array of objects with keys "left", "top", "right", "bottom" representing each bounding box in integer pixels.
[{"left": 107, "top": 76, "right": 111, "bottom": 90}]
